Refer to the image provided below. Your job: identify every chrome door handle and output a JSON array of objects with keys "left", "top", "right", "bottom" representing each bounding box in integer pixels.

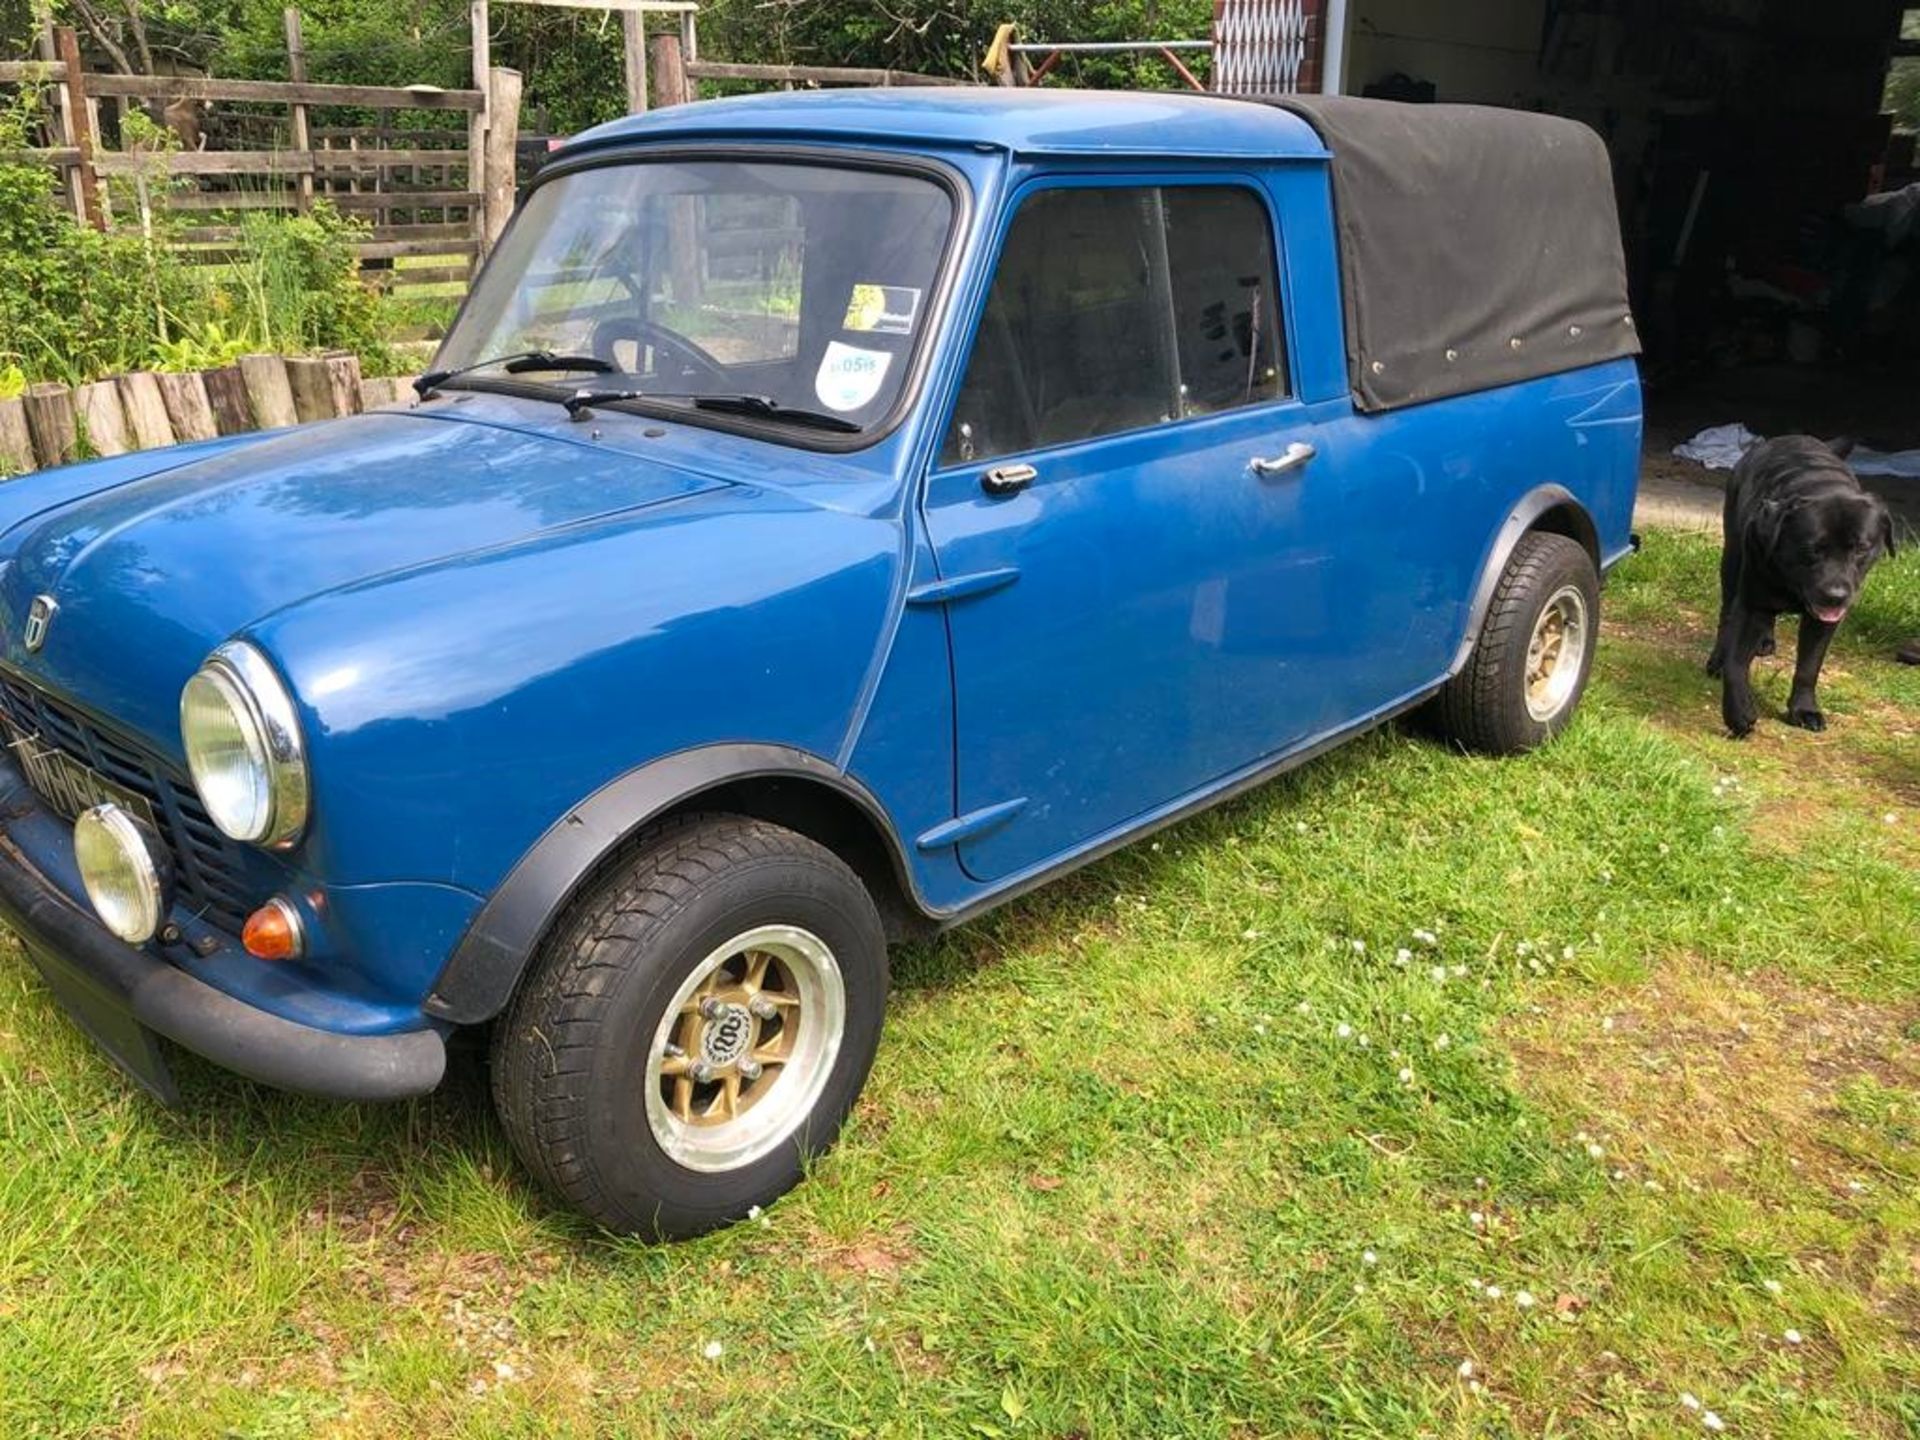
[
  {"left": 1248, "top": 442, "right": 1316, "bottom": 478},
  {"left": 981, "top": 462, "right": 1037, "bottom": 497}
]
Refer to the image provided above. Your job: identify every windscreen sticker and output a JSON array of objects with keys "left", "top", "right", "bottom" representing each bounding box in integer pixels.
[
  {"left": 842, "top": 283, "right": 922, "bottom": 336},
  {"left": 815, "top": 341, "right": 893, "bottom": 413}
]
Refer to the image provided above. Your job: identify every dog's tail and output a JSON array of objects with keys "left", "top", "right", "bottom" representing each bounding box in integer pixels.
[{"left": 1825, "top": 434, "right": 1858, "bottom": 460}]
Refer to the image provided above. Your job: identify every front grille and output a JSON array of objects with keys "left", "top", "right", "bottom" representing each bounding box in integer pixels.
[{"left": 0, "top": 670, "right": 256, "bottom": 932}]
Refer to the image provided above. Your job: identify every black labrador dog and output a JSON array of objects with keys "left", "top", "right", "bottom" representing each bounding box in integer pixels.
[{"left": 1707, "top": 435, "right": 1897, "bottom": 736}]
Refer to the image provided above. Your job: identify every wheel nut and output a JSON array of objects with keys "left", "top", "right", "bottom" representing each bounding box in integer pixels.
[
  {"left": 748, "top": 995, "right": 779, "bottom": 1020},
  {"left": 737, "top": 1058, "right": 763, "bottom": 1081},
  {"left": 690, "top": 1060, "right": 717, "bottom": 1084},
  {"left": 699, "top": 996, "right": 726, "bottom": 1019}
]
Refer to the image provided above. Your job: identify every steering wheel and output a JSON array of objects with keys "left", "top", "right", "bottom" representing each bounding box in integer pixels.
[{"left": 591, "top": 317, "right": 729, "bottom": 386}]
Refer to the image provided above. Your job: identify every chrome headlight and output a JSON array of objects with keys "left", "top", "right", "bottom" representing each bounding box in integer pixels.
[
  {"left": 180, "top": 642, "right": 309, "bottom": 847},
  {"left": 75, "top": 804, "right": 171, "bottom": 944}
]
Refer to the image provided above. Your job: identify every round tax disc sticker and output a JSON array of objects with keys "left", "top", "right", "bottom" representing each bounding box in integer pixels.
[{"left": 815, "top": 341, "right": 893, "bottom": 413}]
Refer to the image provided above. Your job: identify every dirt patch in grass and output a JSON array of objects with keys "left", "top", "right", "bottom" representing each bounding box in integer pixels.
[{"left": 1505, "top": 956, "right": 1919, "bottom": 1190}]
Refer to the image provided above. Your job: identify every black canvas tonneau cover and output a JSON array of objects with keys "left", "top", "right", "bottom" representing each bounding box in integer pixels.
[{"left": 1263, "top": 96, "right": 1640, "bottom": 413}]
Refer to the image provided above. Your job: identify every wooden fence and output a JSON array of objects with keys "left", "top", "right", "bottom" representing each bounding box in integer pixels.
[
  {"left": 0, "top": 17, "right": 519, "bottom": 297},
  {"left": 0, "top": 355, "right": 414, "bottom": 476}
]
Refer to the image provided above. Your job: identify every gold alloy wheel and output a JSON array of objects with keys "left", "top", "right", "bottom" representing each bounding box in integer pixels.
[
  {"left": 642, "top": 924, "right": 846, "bottom": 1173},
  {"left": 1523, "top": 584, "right": 1590, "bottom": 723}
]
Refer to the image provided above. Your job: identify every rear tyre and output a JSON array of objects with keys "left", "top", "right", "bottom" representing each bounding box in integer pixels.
[
  {"left": 1428, "top": 531, "right": 1599, "bottom": 756},
  {"left": 490, "top": 813, "right": 887, "bottom": 1238}
]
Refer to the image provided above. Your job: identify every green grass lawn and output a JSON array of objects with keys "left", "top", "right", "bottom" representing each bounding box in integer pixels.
[{"left": 2, "top": 529, "right": 1915, "bottom": 1438}]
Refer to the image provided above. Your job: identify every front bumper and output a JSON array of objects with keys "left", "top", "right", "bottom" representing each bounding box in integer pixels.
[{"left": 0, "top": 760, "right": 445, "bottom": 1104}]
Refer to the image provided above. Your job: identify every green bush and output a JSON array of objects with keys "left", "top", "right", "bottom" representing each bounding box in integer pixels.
[
  {"left": 0, "top": 91, "right": 398, "bottom": 386},
  {"left": 0, "top": 91, "right": 189, "bottom": 384},
  {"left": 225, "top": 202, "right": 395, "bottom": 369}
]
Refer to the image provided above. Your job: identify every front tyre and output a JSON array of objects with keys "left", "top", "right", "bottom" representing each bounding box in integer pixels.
[
  {"left": 490, "top": 814, "right": 887, "bottom": 1238},
  {"left": 1429, "top": 531, "right": 1600, "bottom": 755}
]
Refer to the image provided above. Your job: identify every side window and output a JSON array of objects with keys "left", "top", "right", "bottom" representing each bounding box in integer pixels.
[
  {"left": 1164, "top": 188, "right": 1286, "bottom": 415},
  {"left": 942, "top": 184, "right": 1286, "bottom": 465}
]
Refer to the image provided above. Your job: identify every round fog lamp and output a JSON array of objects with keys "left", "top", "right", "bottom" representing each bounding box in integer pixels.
[{"left": 74, "top": 804, "right": 170, "bottom": 945}]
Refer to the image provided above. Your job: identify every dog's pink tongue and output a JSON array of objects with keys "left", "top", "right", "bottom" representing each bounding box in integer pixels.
[{"left": 1813, "top": 604, "right": 1848, "bottom": 624}]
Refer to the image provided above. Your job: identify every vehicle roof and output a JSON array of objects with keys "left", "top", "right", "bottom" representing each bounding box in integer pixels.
[{"left": 566, "top": 87, "right": 1332, "bottom": 161}]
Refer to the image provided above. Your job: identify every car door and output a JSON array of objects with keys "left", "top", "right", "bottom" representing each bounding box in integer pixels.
[{"left": 919, "top": 179, "right": 1340, "bottom": 885}]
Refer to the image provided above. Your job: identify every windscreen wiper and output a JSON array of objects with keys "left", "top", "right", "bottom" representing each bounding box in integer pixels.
[
  {"left": 686, "top": 394, "right": 863, "bottom": 433},
  {"left": 561, "top": 387, "right": 649, "bottom": 419},
  {"left": 414, "top": 350, "right": 615, "bottom": 398},
  {"left": 560, "top": 389, "right": 865, "bottom": 433}
]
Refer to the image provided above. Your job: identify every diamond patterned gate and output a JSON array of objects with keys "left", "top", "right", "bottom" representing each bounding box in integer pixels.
[{"left": 1212, "top": 0, "right": 1326, "bottom": 95}]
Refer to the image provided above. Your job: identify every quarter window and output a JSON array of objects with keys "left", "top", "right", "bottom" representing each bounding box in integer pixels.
[{"left": 942, "top": 185, "right": 1285, "bottom": 465}]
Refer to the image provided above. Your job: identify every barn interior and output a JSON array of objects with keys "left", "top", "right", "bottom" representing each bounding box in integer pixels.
[{"left": 1332, "top": 0, "right": 1919, "bottom": 523}]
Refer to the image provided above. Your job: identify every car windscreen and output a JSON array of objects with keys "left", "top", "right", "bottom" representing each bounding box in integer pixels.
[{"left": 434, "top": 158, "right": 955, "bottom": 437}]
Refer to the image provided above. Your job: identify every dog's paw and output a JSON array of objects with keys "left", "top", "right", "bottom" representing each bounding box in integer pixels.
[
  {"left": 1755, "top": 633, "right": 1777, "bottom": 658},
  {"left": 1786, "top": 706, "right": 1826, "bottom": 732},
  {"left": 1705, "top": 650, "right": 1725, "bottom": 679}
]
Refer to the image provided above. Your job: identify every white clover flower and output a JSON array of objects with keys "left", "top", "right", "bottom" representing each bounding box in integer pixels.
[
  {"left": 1413, "top": 928, "right": 1438, "bottom": 946},
  {"left": 1398, "top": 1067, "right": 1414, "bottom": 1084},
  {"left": 1358, "top": 1034, "right": 1371, "bottom": 1048},
  {"left": 1297, "top": 1001, "right": 1312, "bottom": 1015},
  {"left": 1703, "top": 1412, "right": 1725, "bottom": 1433},
  {"left": 1515, "top": 1290, "right": 1535, "bottom": 1309},
  {"left": 1586, "top": 1142, "right": 1605, "bottom": 1160},
  {"left": 1457, "top": 1359, "right": 1474, "bottom": 1379},
  {"left": 1434, "top": 1033, "right": 1451, "bottom": 1050},
  {"left": 1431, "top": 965, "right": 1448, "bottom": 983},
  {"left": 1352, "top": 938, "right": 1367, "bottom": 954},
  {"left": 702, "top": 1341, "right": 724, "bottom": 1361},
  {"left": 1243, "top": 928, "right": 1262, "bottom": 941},
  {"left": 1762, "top": 1279, "right": 1783, "bottom": 1296},
  {"left": 1336, "top": 1022, "right": 1353, "bottom": 1039},
  {"left": 1450, "top": 964, "right": 1467, "bottom": 978},
  {"left": 1516, "top": 940, "right": 1532, "bottom": 956},
  {"left": 1561, "top": 945, "right": 1575, "bottom": 960},
  {"left": 1679, "top": 1393, "right": 1700, "bottom": 1411},
  {"left": 1395, "top": 948, "right": 1413, "bottom": 966},
  {"left": 1362, "top": 1250, "right": 1378, "bottom": 1266},
  {"left": 864, "top": 1335, "right": 878, "bottom": 1354},
  {"left": 1295, "top": 821, "right": 1309, "bottom": 833},
  {"left": 1485, "top": 1285, "right": 1503, "bottom": 1300},
  {"left": 1254, "top": 1023, "right": 1269, "bottom": 1036},
  {"left": 1469, "top": 1211, "right": 1485, "bottom": 1227}
]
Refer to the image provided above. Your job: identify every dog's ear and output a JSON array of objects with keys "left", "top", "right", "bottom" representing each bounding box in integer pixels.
[{"left": 1826, "top": 435, "right": 1858, "bottom": 460}]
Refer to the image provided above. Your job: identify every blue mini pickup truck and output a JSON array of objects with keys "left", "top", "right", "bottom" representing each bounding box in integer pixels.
[{"left": 0, "top": 89, "right": 1640, "bottom": 1235}]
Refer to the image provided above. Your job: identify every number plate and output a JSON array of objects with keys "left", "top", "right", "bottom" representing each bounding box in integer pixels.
[{"left": 1, "top": 715, "right": 157, "bottom": 829}]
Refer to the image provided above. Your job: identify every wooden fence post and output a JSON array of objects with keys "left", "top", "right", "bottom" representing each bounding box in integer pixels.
[
  {"left": 116, "top": 373, "right": 176, "bottom": 449},
  {"left": 23, "top": 384, "right": 78, "bottom": 467},
  {"left": 0, "top": 397, "right": 37, "bottom": 475},
  {"left": 649, "top": 32, "right": 689, "bottom": 109},
  {"left": 74, "top": 381, "right": 132, "bottom": 456},
  {"left": 155, "top": 372, "right": 218, "bottom": 441},
  {"left": 238, "top": 355, "right": 299, "bottom": 428},
  {"left": 203, "top": 366, "right": 254, "bottom": 434},
  {"left": 53, "top": 27, "right": 103, "bottom": 230},
  {"left": 483, "top": 67, "right": 521, "bottom": 250},
  {"left": 623, "top": 7, "right": 649, "bottom": 113},
  {"left": 36, "top": 21, "right": 81, "bottom": 223},
  {"left": 469, "top": 0, "right": 490, "bottom": 255},
  {"left": 284, "top": 9, "right": 314, "bottom": 213}
]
